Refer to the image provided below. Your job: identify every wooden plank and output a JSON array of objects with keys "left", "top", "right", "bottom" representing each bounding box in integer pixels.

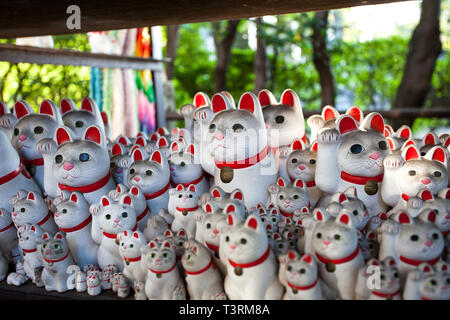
[
  {"left": 0, "top": 44, "right": 167, "bottom": 71},
  {"left": 0, "top": 0, "right": 411, "bottom": 38}
]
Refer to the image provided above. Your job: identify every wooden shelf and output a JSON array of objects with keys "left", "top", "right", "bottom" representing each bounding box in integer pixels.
[{"left": 0, "top": 0, "right": 410, "bottom": 38}]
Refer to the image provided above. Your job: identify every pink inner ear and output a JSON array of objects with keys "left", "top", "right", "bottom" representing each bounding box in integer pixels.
[
  {"left": 133, "top": 232, "right": 139, "bottom": 239},
  {"left": 423, "top": 266, "right": 431, "bottom": 273},
  {"left": 369, "top": 114, "right": 384, "bottom": 134},
  {"left": 295, "top": 180, "right": 304, "bottom": 188},
  {"left": 405, "top": 146, "right": 420, "bottom": 161},
  {"left": 164, "top": 242, "right": 171, "bottom": 248},
  {"left": 150, "top": 133, "right": 159, "bottom": 142},
  {"left": 40, "top": 100, "right": 55, "bottom": 117},
  {"left": 431, "top": 147, "right": 446, "bottom": 163},
  {"left": 444, "top": 137, "right": 450, "bottom": 147},
  {"left": 158, "top": 137, "right": 168, "bottom": 148},
  {"left": 226, "top": 204, "right": 235, "bottom": 213},
  {"left": 70, "top": 193, "right": 78, "bottom": 202},
  {"left": 205, "top": 203, "right": 213, "bottom": 213},
  {"left": 398, "top": 212, "right": 411, "bottom": 224},
  {"left": 171, "top": 142, "right": 179, "bottom": 152},
  {"left": 179, "top": 230, "right": 185, "bottom": 236},
  {"left": 311, "top": 141, "right": 318, "bottom": 152},
  {"left": 151, "top": 150, "right": 162, "bottom": 164},
  {"left": 339, "top": 194, "right": 347, "bottom": 203},
  {"left": 150, "top": 242, "right": 156, "bottom": 248},
  {"left": 302, "top": 254, "right": 312, "bottom": 264},
  {"left": 277, "top": 178, "right": 285, "bottom": 187},
  {"left": 232, "top": 191, "right": 243, "bottom": 200},
  {"left": 258, "top": 91, "right": 272, "bottom": 106},
  {"left": 133, "top": 149, "right": 144, "bottom": 161},
  {"left": 176, "top": 184, "right": 183, "bottom": 191},
  {"left": 400, "top": 128, "right": 411, "bottom": 139},
  {"left": 118, "top": 137, "right": 128, "bottom": 146},
  {"left": 339, "top": 214, "right": 350, "bottom": 225},
  {"left": 186, "top": 144, "right": 195, "bottom": 155},
  {"left": 384, "top": 128, "right": 391, "bottom": 138},
  {"left": 193, "top": 245, "right": 198, "bottom": 253},
  {"left": 347, "top": 107, "right": 362, "bottom": 122},
  {"left": 316, "top": 211, "right": 323, "bottom": 221},
  {"left": 424, "top": 133, "right": 435, "bottom": 145},
  {"left": 27, "top": 192, "right": 35, "bottom": 201},
  {"left": 212, "top": 189, "right": 221, "bottom": 198},
  {"left": 211, "top": 94, "right": 228, "bottom": 114},
  {"left": 368, "top": 232, "right": 376, "bottom": 240},
  {"left": 188, "top": 185, "right": 196, "bottom": 192},
  {"left": 288, "top": 251, "right": 296, "bottom": 260},
  {"left": 112, "top": 143, "right": 122, "bottom": 156},
  {"left": 84, "top": 127, "right": 102, "bottom": 145},
  {"left": 379, "top": 212, "right": 388, "bottom": 220},
  {"left": 14, "top": 101, "right": 30, "bottom": 119},
  {"left": 55, "top": 233, "right": 63, "bottom": 239},
  {"left": 371, "top": 260, "right": 379, "bottom": 266},
  {"left": 60, "top": 99, "right": 73, "bottom": 114},
  {"left": 421, "top": 190, "right": 433, "bottom": 201},
  {"left": 338, "top": 116, "right": 358, "bottom": 135},
  {"left": 445, "top": 190, "right": 450, "bottom": 200},
  {"left": 291, "top": 139, "right": 303, "bottom": 151},
  {"left": 101, "top": 111, "right": 108, "bottom": 125},
  {"left": 227, "top": 214, "right": 234, "bottom": 226},
  {"left": 130, "top": 187, "right": 139, "bottom": 196},
  {"left": 164, "top": 230, "right": 172, "bottom": 237},
  {"left": 427, "top": 211, "right": 436, "bottom": 223},
  {"left": 239, "top": 93, "right": 255, "bottom": 114},
  {"left": 281, "top": 90, "right": 295, "bottom": 107},
  {"left": 123, "top": 196, "right": 132, "bottom": 205},
  {"left": 81, "top": 98, "right": 94, "bottom": 112},
  {"left": 323, "top": 107, "right": 337, "bottom": 121},
  {"left": 101, "top": 197, "right": 110, "bottom": 207},
  {"left": 43, "top": 233, "right": 49, "bottom": 240},
  {"left": 194, "top": 93, "right": 207, "bottom": 108},
  {"left": 136, "top": 137, "right": 145, "bottom": 147},
  {"left": 56, "top": 128, "right": 72, "bottom": 145}
]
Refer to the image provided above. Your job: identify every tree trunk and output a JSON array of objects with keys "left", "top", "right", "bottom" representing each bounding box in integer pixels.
[
  {"left": 166, "top": 25, "right": 180, "bottom": 80},
  {"left": 312, "top": 10, "right": 335, "bottom": 107},
  {"left": 254, "top": 17, "right": 267, "bottom": 93},
  {"left": 392, "top": 0, "right": 442, "bottom": 129},
  {"left": 212, "top": 20, "right": 241, "bottom": 92}
]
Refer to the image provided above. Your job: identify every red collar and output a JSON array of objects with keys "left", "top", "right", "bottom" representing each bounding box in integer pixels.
[
  {"left": 44, "top": 251, "right": 70, "bottom": 264},
  {"left": 59, "top": 215, "right": 92, "bottom": 233},
  {"left": 103, "top": 224, "right": 137, "bottom": 239},
  {"left": 136, "top": 207, "right": 149, "bottom": 222},
  {"left": 37, "top": 211, "right": 52, "bottom": 227},
  {"left": 401, "top": 193, "right": 410, "bottom": 201},
  {"left": 176, "top": 206, "right": 199, "bottom": 213},
  {"left": 205, "top": 242, "right": 219, "bottom": 251},
  {"left": 144, "top": 181, "right": 170, "bottom": 200},
  {"left": 316, "top": 246, "right": 360, "bottom": 265},
  {"left": 290, "top": 177, "right": 316, "bottom": 187},
  {"left": 442, "top": 230, "right": 450, "bottom": 236},
  {"left": 371, "top": 290, "right": 400, "bottom": 299},
  {"left": 0, "top": 222, "right": 14, "bottom": 233},
  {"left": 172, "top": 173, "right": 204, "bottom": 188},
  {"left": 280, "top": 209, "right": 293, "bottom": 218},
  {"left": 215, "top": 144, "right": 270, "bottom": 169},
  {"left": 340, "top": 171, "right": 383, "bottom": 185},
  {"left": 59, "top": 172, "right": 111, "bottom": 194},
  {"left": 124, "top": 255, "right": 141, "bottom": 263},
  {"left": 0, "top": 161, "right": 31, "bottom": 185},
  {"left": 22, "top": 248, "right": 37, "bottom": 254},
  {"left": 399, "top": 255, "right": 440, "bottom": 267},
  {"left": 287, "top": 277, "right": 319, "bottom": 291},
  {"left": 228, "top": 245, "right": 271, "bottom": 269},
  {"left": 185, "top": 258, "right": 216, "bottom": 275},
  {"left": 22, "top": 158, "right": 44, "bottom": 166},
  {"left": 149, "top": 262, "right": 177, "bottom": 274}
]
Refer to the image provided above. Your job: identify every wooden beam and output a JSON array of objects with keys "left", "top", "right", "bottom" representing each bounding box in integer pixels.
[
  {"left": 0, "top": 0, "right": 411, "bottom": 38},
  {"left": 0, "top": 44, "right": 168, "bottom": 70}
]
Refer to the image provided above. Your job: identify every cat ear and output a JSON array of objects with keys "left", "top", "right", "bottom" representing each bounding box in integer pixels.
[
  {"left": 367, "top": 258, "right": 381, "bottom": 267},
  {"left": 55, "top": 232, "right": 64, "bottom": 240},
  {"left": 130, "top": 186, "right": 140, "bottom": 196},
  {"left": 81, "top": 97, "right": 98, "bottom": 113},
  {"left": 211, "top": 188, "right": 222, "bottom": 199},
  {"left": 423, "top": 132, "right": 438, "bottom": 146},
  {"left": 149, "top": 240, "right": 157, "bottom": 249},
  {"left": 14, "top": 101, "right": 34, "bottom": 119},
  {"left": 157, "top": 136, "right": 169, "bottom": 149},
  {"left": 185, "top": 144, "right": 195, "bottom": 156},
  {"left": 112, "top": 143, "right": 125, "bottom": 156},
  {"left": 150, "top": 132, "right": 159, "bottom": 143},
  {"left": 366, "top": 230, "right": 377, "bottom": 241},
  {"left": 346, "top": 106, "right": 363, "bottom": 123},
  {"left": 443, "top": 136, "right": 450, "bottom": 148},
  {"left": 310, "top": 141, "right": 318, "bottom": 152},
  {"left": 164, "top": 229, "right": 173, "bottom": 238},
  {"left": 39, "top": 99, "right": 60, "bottom": 121},
  {"left": 418, "top": 263, "right": 433, "bottom": 274},
  {"left": 258, "top": 89, "right": 277, "bottom": 107},
  {"left": 211, "top": 92, "right": 232, "bottom": 114},
  {"left": 204, "top": 202, "right": 214, "bottom": 214},
  {"left": 230, "top": 189, "right": 243, "bottom": 202},
  {"left": 135, "top": 136, "right": 147, "bottom": 148},
  {"left": 383, "top": 257, "right": 397, "bottom": 268},
  {"left": 343, "top": 187, "right": 357, "bottom": 199},
  {"left": 121, "top": 195, "right": 133, "bottom": 206},
  {"left": 360, "top": 112, "right": 384, "bottom": 135},
  {"left": 280, "top": 89, "right": 303, "bottom": 114},
  {"left": 170, "top": 141, "right": 181, "bottom": 153},
  {"left": 401, "top": 139, "right": 416, "bottom": 151},
  {"left": 395, "top": 212, "right": 413, "bottom": 225},
  {"left": 131, "top": 147, "right": 146, "bottom": 162},
  {"left": 336, "top": 211, "right": 355, "bottom": 229},
  {"left": 193, "top": 92, "right": 211, "bottom": 109},
  {"left": 177, "top": 229, "right": 186, "bottom": 239},
  {"left": 30, "top": 225, "right": 37, "bottom": 233},
  {"left": 70, "top": 192, "right": 78, "bottom": 203},
  {"left": 116, "top": 135, "right": 131, "bottom": 147},
  {"left": 162, "top": 241, "right": 172, "bottom": 250},
  {"left": 402, "top": 144, "right": 421, "bottom": 162},
  {"left": 437, "top": 188, "right": 450, "bottom": 200},
  {"left": 220, "top": 91, "right": 236, "bottom": 108},
  {"left": 337, "top": 193, "right": 348, "bottom": 204},
  {"left": 224, "top": 203, "right": 236, "bottom": 214},
  {"left": 0, "top": 101, "right": 10, "bottom": 116},
  {"left": 302, "top": 254, "right": 313, "bottom": 264},
  {"left": 397, "top": 125, "right": 412, "bottom": 140},
  {"left": 27, "top": 192, "right": 36, "bottom": 201},
  {"left": 133, "top": 231, "right": 140, "bottom": 239},
  {"left": 187, "top": 184, "right": 196, "bottom": 193},
  {"left": 435, "top": 261, "right": 448, "bottom": 273},
  {"left": 386, "top": 137, "right": 397, "bottom": 151},
  {"left": 336, "top": 114, "right": 359, "bottom": 135},
  {"left": 244, "top": 215, "right": 261, "bottom": 231},
  {"left": 287, "top": 250, "right": 298, "bottom": 261},
  {"left": 176, "top": 184, "right": 184, "bottom": 192},
  {"left": 321, "top": 105, "right": 339, "bottom": 122},
  {"left": 238, "top": 92, "right": 264, "bottom": 122},
  {"left": 100, "top": 196, "right": 111, "bottom": 207},
  {"left": 83, "top": 125, "right": 104, "bottom": 146},
  {"left": 156, "top": 127, "right": 169, "bottom": 137},
  {"left": 384, "top": 124, "right": 394, "bottom": 136},
  {"left": 277, "top": 178, "right": 287, "bottom": 187},
  {"left": 290, "top": 138, "right": 305, "bottom": 152},
  {"left": 418, "top": 209, "right": 437, "bottom": 224},
  {"left": 424, "top": 146, "right": 447, "bottom": 167},
  {"left": 293, "top": 179, "right": 306, "bottom": 190},
  {"left": 226, "top": 213, "right": 236, "bottom": 226},
  {"left": 313, "top": 208, "right": 329, "bottom": 222},
  {"left": 55, "top": 126, "right": 74, "bottom": 146},
  {"left": 42, "top": 232, "right": 50, "bottom": 241},
  {"left": 418, "top": 189, "right": 434, "bottom": 202}
]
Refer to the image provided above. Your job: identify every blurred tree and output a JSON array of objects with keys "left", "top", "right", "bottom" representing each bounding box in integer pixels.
[{"left": 254, "top": 17, "right": 268, "bottom": 93}]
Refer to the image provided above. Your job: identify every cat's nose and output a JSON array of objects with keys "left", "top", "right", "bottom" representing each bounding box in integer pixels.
[
  {"left": 323, "top": 240, "right": 330, "bottom": 246},
  {"left": 114, "top": 218, "right": 120, "bottom": 223},
  {"left": 169, "top": 166, "right": 174, "bottom": 171},
  {"left": 298, "top": 165, "right": 306, "bottom": 170},
  {"left": 369, "top": 152, "right": 381, "bottom": 160},
  {"left": 134, "top": 176, "right": 141, "bottom": 182},
  {"left": 285, "top": 199, "right": 291, "bottom": 204},
  {"left": 229, "top": 244, "right": 236, "bottom": 250},
  {"left": 212, "top": 229, "right": 219, "bottom": 234},
  {"left": 421, "top": 178, "right": 431, "bottom": 185},
  {"left": 63, "top": 162, "right": 74, "bottom": 171},
  {"left": 214, "top": 132, "right": 224, "bottom": 141},
  {"left": 424, "top": 239, "right": 433, "bottom": 247},
  {"left": 18, "top": 134, "right": 27, "bottom": 142}
]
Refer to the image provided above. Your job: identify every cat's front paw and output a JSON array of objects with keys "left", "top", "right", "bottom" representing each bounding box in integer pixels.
[
  {"left": 268, "top": 184, "right": 280, "bottom": 195},
  {"left": 317, "top": 128, "right": 340, "bottom": 145},
  {"left": 0, "top": 114, "right": 17, "bottom": 129},
  {"left": 199, "top": 192, "right": 212, "bottom": 205},
  {"left": 179, "top": 104, "right": 195, "bottom": 118},
  {"left": 383, "top": 155, "right": 403, "bottom": 169},
  {"left": 307, "top": 115, "right": 325, "bottom": 130},
  {"left": 380, "top": 219, "right": 400, "bottom": 235},
  {"left": 214, "top": 292, "right": 227, "bottom": 300},
  {"left": 407, "top": 270, "right": 423, "bottom": 282},
  {"left": 173, "top": 285, "right": 186, "bottom": 300},
  {"left": 118, "top": 157, "right": 131, "bottom": 169},
  {"left": 279, "top": 145, "right": 290, "bottom": 158},
  {"left": 37, "top": 138, "right": 57, "bottom": 155},
  {"left": 407, "top": 197, "right": 424, "bottom": 210}
]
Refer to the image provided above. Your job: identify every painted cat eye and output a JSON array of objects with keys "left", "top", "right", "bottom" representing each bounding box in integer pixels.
[
  {"left": 380, "top": 274, "right": 386, "bottom": 281},
  {"left": 75, "top": 120, "right": 84, "bottom": 128},
  {"left": 54, "top": 244, "right": 61, "bottom": 249},
  {"left": 410, "top": 234, "right": 419, "bottom": 241},
  {"left": 188, "top": 194, "right": 193, "bottom": 198},
  {"left": 208, "top": 123, "right": 216, "bottom": 132},
  {"left": 293, "top": 195, "right": 299, "bottom": 200},
  {"left": 151, "top": 253, "right": 155, "bottom": 258},
  {"left": 350, "top": 144, "right": 363, "bottom": 154},
  {"left": 408, "top": 170, "right": 416, "bottom": 176},
  {"left": 271, "top": 217, "right": 277, "bottom": 223},
  {"left": 279, "top": 195, "right": 284, "bottom": 200},
  {"left": 433, "top": 171, "right": 441, "bottom": 177},
  {"left": 13, "top": 128, "right": 19, "bottom": 136},
  {"left": 146, "top": 170, "right": 153, "bottom": 176},
  {"left": 334, "top": 234, "right": 342, "bottom": 240},
  {"left": 278, "top": 243, "right": 284, "bottom": 249},
  {"left": 122, "top": 212, "right": 128, "bottom": 218},
  {"left": 378, "top": 141, "right": 387, "bottom": 150},
  {"left": 299, "top": 268, "right": 306, "bottom": 274},
  {"left": 432, "top": 233, "right": 439, "bottom": 240},
  {"left": 55, "top": 154, "right": 63, "bottom": 163},
  {"left": 225, "top": 236, "right": 230, "bottom": 242},
  {"left": 428, "top": 279, "right": 437, "bottom": 286},
  {"left": 287, "top": 265, "right": 292, "bottom": 271},
  {"left": 275, "top": 115, "right": 285, "bottom": 124},
  {"left": 62, "top": 209, "right": 67, "bottom": 214},
  {"left": 178, "top": 194, "right": 182, "bottom": 198},
  {"left": 352, "top": 210, "right": 358, "bottom": 216},
  {"left": 232, "top": 123, "right": 244, "bottom": 133},
  {"left": 394, "top": 272, "right": 399, "bottom": 278},
  {"left": 309, "top": 159, "right": 316, "bottom": 164},
  {"left": 162, "top": 253, "right": 168, "bottom": 258},
  {"left": 316, "top": 232, "right": 322, "bottom": 239},
  {"left": 291, "top": 158, "right": 298, "bottom": 163},
  {"left": 34, "top": 126, "right": 44, "bottom": 134},
  {"left": 206, "top": 223, "right": 211, "bottom": 229},
  {"left": 20, "top": 208, "right": 25, "bottom": 212},
  {"left": 79, "top": 153, "right": 90, "bottom": 162},
  {"left": 240, "top": 238, "right": 247, "bottom": 245},
  {"left": 105, "top": 214, "right": 111, "bottom": 220},
  {"left": 446, "top": 278, "right": 450, "bottom": 285},
  {"left": 129, "top": 168, "right": 135, "bottom": 174}
]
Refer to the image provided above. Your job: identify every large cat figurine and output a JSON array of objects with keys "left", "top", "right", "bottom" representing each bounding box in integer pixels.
[
  {"left": 11, "top": 100, "right": 63, "bottom": 191},
  {"left": 210, "top": 92, "right": 278, "bottom": 208},
  {"left": 38, "top": 231, "right": 75, "bottom": 292},
  {"left": 222, "top": 214, "right": 284, "bottom": 299},
  {"left": 52, "top": 125, "right": 116, "bottom": 205},
  {"left": 0, "top": 128, "right": 42, "bottom": 212},
  {"left": 316, "top": 112, "right": 390, "bottom": 216},
  {"left": 54, "top": 191, "right": 99, "bottom": 267},
  {"left": 311, "top": 210, "right": 365, "bottom": 299}
]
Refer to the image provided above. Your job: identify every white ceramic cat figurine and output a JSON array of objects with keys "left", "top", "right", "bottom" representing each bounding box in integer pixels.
[
  {"left": 54, "top": 191, "right": 99, "bottom": 267},
  {"left": 143, "top": 214, "right": 169, "bottom": 242},
  {"left": 181, "top": 240, "right": 227, "bottom": 300},
  {"left": 286, "top": 138, "right": 321, "bottom": 207},
  {"left": 127, "top": 148, "right": 170, "bottom": 214},
  {"left": 0, "top": 251, "right": 7, "bottom": 282},
  {"left": 268, "top": 177, "right": 310, "bottom": 220},
  {"left": 141, "top": 240, "right": 186, "bottom": 300},
  {"left": 0, "top": 101, "right": 17, "bottom": 140},
  {"left": 0, "top": 208, "right": 20, "bottom": 263},
  {"left": 91, "top": 195, "right": 137, "bottom": 271},
  {"left": 38, "top": 232, "right": 75, "bottom": 292},
  {"left": 378, "top": 210, "right": 444, "bottom": 282},
  {"left": 306, "top": 105, "right": 341, "bottom": 142},
  {"left": 403, "top": 262, "right": 449, "bottom": 300},
  {"left": 222, "top": 214, "right": 284, "bottom": 299},
  {"left": 210, "top": 92, "right": 278, "bottom": 208},
  {"left": 11, "top": 100, "right": 63, "bottom": 190},
  {"left": 11, "top": 191, "right": 58, "bottom": 234},
  {"left": 76, "top": 270, "right": 87, "bottom": 292},
  {"left": 17, "top": 223, "right": 44, "bottom": 286},
  {"left": 316, "top": 112, "right": 390, "bottom": 216},
  {"left": 117, "top": 273, "right": 131, "bottom": 298},
  {"left": 0, "top": 128, "right": 42, "bottom": 212},
  {"left": 311, "top": 210, "right": 365, "bottom": 299},
  {"left": 117, "top": 229, "right": 147, "bottom": 283},
  {"left": 86, "top": 273, "right": 102, "bottom": 296},
  {"left": 134, "top": 281, "right": 147, "bottom": 300}
]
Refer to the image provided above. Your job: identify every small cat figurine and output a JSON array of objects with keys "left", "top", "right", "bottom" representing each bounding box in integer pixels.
[
  {"left": 91, "top": 195, "right": 137, "bottom": 271},
  {"left": 210, "top": 92, "right": 278, "bottom": 209},
  {"left": 355, "top": 257, "right": 401, "bottom": 300},
  {"left": 86, "top": 274, "right": 102, "bottom": 296},
  {"left": 11, "top": 100, "right": 63, "bottom": 190},
  {"left": 311, "top": 210, "right": 365, "bottom": 299},
  {"left": 168, "top": 143, "right": 209, "bottom": 195},
  {"left": 143, "top": 214, "right": 169, "bottom": 242},
  {"left": 76, "top": 270, "right": 87, "bottom": 292},
  {"left": 38, "top": 231, "right": 75, "bottom": 292},
  {"left": 403, "top": 262, "right": 449, "bottom": 300},
  {"left": 134, "top": 281, "right": 147, "bottom": 300},
  {"left": 6, "top": 260, "right": 28, "bottom": 286},
  {"left": 11, "top": 191, "right": 58, "bottom": 234},
  {"left": 117, "top": 273, "right": 131, "bottom": 298},
  {"left": 316, "top": 112, "right": 390, "bottom": 216},
  {"left": 54, "top": 191, "right": 99, "bottom": 267},
  {"left": 268, "top": 178, "right": 310, "bottom": 219},
  {"left": 0, "top": 128, "right": 42, "bottom": 212},
  {"left": 286, "top": 138, "right": 321, "bottom": 208},
  {"left": 127, "top": 148, "right": 170, "bottom": 214},
  {"left": 17, "top": 223, "right": 44, "bottom": 286},
  {"left": 110, "top": 142, "right": 130, "bottom": 186},
  {"left": 201, "top": 186, "right": 246, "bottom": 219},
  {"left": 141, "top": 240, "right": 186, "bottom": 300},
  {"left": 52, "top": 125, "right": 116, "bottom": 205},
  {"left": 0, "top": 208, "right": 20, "bottom": 263},
  {"left": 182, "top": 240, "right": 227, "bottom": 300},
  {"left": 378, "top": 210, "right": 444, "bottom": 282},
  {"left": 222, "top": 214, "right": 284, "bottom": 300},
  {"left": 117, "top": 230, "right": 147, "bottom": 283}
]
